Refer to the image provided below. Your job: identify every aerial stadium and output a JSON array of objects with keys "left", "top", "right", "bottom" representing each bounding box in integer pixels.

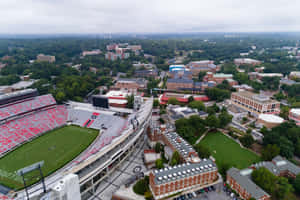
[{"left": 0, "top": 89, "right": 153, "bottom": 200}]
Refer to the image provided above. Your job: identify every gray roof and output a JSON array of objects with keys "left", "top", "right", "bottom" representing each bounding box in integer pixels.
[
  {"left": 252, "top": 156, "right": 300, "bottom": 176},
  {"left": 272, "top": 156, "right": 300, "bottom": 175},
  {"left": 0, "top": 88, "right": 37, "bottom": 101},
  {"left": 118, "top": 78, "right": 147, "bottom": 85},
  {"left": 167, "top": 78, "right": 193, "bottom": 84},
  {"left": 198, "top": 111, "right": 208, "bottom": 116},
  {"left": 164, "top": 132, "right": 195, "bottom": 159},
  {"left": 252, "top": 161, "right": 280, "bottom": 176},
  {"left": 153, "top": 159, "right": 217, "bottom": 185},
  {"left": 227, "top": 168, "right": 270, "bottom": 199}
]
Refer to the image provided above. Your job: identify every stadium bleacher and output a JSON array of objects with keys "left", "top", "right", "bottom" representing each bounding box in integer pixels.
[
  {"left": 0, "top": 94, "right": 56, "bottom": 121},
  {"left": 68, "top": 108, "right": 128, "bottom": 163},
  {"left": 0, "top": 105, "right": 68, "bottom": 155}
]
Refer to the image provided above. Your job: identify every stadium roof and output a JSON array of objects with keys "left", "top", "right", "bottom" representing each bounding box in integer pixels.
[{"left": 0, "top": 88, "right": 37, "bottom": 101}]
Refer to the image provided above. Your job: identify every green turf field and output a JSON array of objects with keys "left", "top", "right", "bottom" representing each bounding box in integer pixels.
[
  {"left": 0, "top": 125, "right": 98, "bottom": 190},
  {"left": 199, "top": 132, "right": 260, "bottom": 169}
]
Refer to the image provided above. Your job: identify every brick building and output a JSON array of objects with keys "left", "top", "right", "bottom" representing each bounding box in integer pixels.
[
  {"left": 227, "top": 156, "right": 300, "bottom": 200},
  {"left": 105, "top": 52, "right": 130, "bottom": 61},
  {"left": 36, "top": 54, "right": 55, "bottom": 63},
  {"left": 227, "top": 168, "right": 270, "bottom": 200},
  {"left": 248, "top": 72, "right": 283, "bottom": 80},
  {"left": 166, "top": 78, "right": 215, "bottom": 93},
  {"left": 82, "top": 49, "right": 101, "bottom": 57},
  {"left": 159, "top": 93, "right": 209, "bottom": 105},
  {"left": 166, "top": 78, "right": 194, "bottom": 91},
  {"left": 187, "top": 60, "right": 217, "bottom": 76},
  {"left": 234, "top": 58, "right": 262, "bottom": 66},
  {"left": 231, "top": 91, "right": 280, "bottom": 116},
  {"left": 168, "top": 70, "right": 193, "bottom": 80},
  {"left": 134, "top": 69, "right": 158, "bottom": 78},
  {"left": 112, "top": 78, "right": 147, "bottom": 93},
  {"left": 203, "top": 72, "right": 237, "bottom": 86},
  {"left": 149, "top": 160, "right": 218, "bottom": 200}
]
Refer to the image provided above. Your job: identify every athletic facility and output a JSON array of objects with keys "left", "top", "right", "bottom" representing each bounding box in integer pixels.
[{"left": 0, "top": 89, "right": 153, "bottom": 200}]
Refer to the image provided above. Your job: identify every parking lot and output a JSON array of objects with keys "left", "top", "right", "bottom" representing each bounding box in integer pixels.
[{"left": 174, "top": 185, "right": 240, "bottom": 200}]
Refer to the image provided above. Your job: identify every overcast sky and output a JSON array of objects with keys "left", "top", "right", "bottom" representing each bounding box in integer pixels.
[{"left": 0, "top": 0, "right": 300, "bottom": 34}]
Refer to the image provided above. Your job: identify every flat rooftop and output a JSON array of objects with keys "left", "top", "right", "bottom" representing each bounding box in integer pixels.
[{"left": 153, "top": 159, "right": 217, "bottom": 185}]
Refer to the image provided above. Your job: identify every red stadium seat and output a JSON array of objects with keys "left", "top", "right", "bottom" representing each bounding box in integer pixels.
[{"left": 0, "top": 105, "right": 68, "bottom": 156}]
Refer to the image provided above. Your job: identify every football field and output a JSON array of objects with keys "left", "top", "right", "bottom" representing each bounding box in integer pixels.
[{"left": 0, "top": 125, "right": 98, "bottom": 190}]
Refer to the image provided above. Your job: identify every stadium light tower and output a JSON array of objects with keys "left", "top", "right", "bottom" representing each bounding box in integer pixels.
[{"left": 17, "top": 161, "right": 46, "bottom": 200}]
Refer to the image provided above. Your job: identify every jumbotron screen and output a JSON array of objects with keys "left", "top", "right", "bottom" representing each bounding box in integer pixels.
[{"left": 92, "top": 95, "right": 109, "bottom": 109}]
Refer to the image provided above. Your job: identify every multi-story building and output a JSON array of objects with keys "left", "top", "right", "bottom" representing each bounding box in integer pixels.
[
  {"left": 227, "top": 156, "right": 300, "bottom": 200},
  {"left": 166, "top": 78, "right": 215, "bottom": 92},
  {"left": 36, "top": 54, "right": 55, "bottom": 63},
  {"left": 134, "top": 69, "right": 158, "bottom": 78},
  {"left": 289, "top": 108, "right": 300, "bottom": 125},
  {"left": 82, "top": 49, "right": 102, "bottom": 57},
  {"left": 106, "top": 44, "right": 118, "bottom": 51},
  {"left": 159, "top": 93, "right": 209, "bottom": 105},
  {"left": 149, "top": 160, "right": 218, "bottom": 200},
  {"left": 234, "top": 58, "right": 261, "bottom": 66},
  {"left": 248, "top": 72, "right": 283, "bottom": 80},
  {"left": 112, "top": 78, "right": 147, "bottom": 93},
  {"left": 227, "top": 168, "right": 270, "bottom": 200},
  {"left": 231, "top": 91, "right": 280, "bottom": 116},
  {"left": 168, "top": 70, "right": 193, "bottom": 80},
  {"left": 105, "top": 52, "right": 130, "bottom": 61},
  {"left": 187, "top": 60, "right": 217, "bottom": 76},
  {"left": 166, "top": 78, "right": 194, "bottom": 91},
  {"left": 203, "top": 72, "right": 237, "bottom": 86}
]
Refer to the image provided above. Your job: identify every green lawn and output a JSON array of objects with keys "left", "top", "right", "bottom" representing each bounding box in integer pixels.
[
  {"left": 199, "top": 132, "right": 260, "bottom": 169},
  {"left": 0, "top": 125, "right": 99, "bottom": 190}
]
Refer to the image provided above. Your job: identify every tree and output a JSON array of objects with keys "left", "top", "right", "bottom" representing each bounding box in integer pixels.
[
  {"left": 188, "top": 96, "right": 194, "bottom": 103},
  {"left": 167, "top": 97, "right": 180, "bottom": 105},
  {"left": 279, "top": 137, "right": 294, "bottom": 159},
  {"left": 155, "top": 159, "right": 164, "bottom": 169},
  {"left": 205, "top": 114, "right": 219, "bottom": 129},
  {"left": 218, "top": 111, "right": 233, "bottom": 128},
  {"left": 261, "top": 144, "right": 280, "bottom": 161},
  {"left": 279, "top": 106, "right": 290, "bottom": 120},
  {"left": 170, "top": 151, "right": 180, "bottom": 166},
  {"left": 219, "top": 162, "right": 231, "bottom": 180},
  {"left": 252, "top": 167, "right": 294, "bottom": 200},
  {"left": 198, "top": 71, "right": 206, "bottom": 81},
  {"left": 55, "top": 91, "right": 66, "bottom": 103},
  {"left": 153, "top": 99, "right": 159, "bottom": 108},
  {"left": 239, "top": 134, "right": 254, "bottom": 148},
  {"left": 133, "top": 176, "right": 150, "bottom": 195},
  {"left": 155, "top": 142, "right": 163, "bottom": 153},
  {"left": 294, "top": 174, "right": 300, "bottom": 194},
  {"left": 275, "top": 177, "right": 294, "bottom": 200},
  {"left": 194, "top": 144, "right": 210, "bottom": 158},
  {"left": 126, "top": 94, "right": 134, "bottom": 109},
  {"left": 188, "top": 101, "right": 205, "bottom": 111},
  {"left": 205, "top": 87, "right": 231, "bottom": 102},
  {"left": 251, "top": 167, "right": 277, "bottom": 195}
]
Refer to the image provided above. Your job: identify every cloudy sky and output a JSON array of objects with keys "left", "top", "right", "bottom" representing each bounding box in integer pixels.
[{"left": 0, "top": 0, "right": 300, "bottom": 34}]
